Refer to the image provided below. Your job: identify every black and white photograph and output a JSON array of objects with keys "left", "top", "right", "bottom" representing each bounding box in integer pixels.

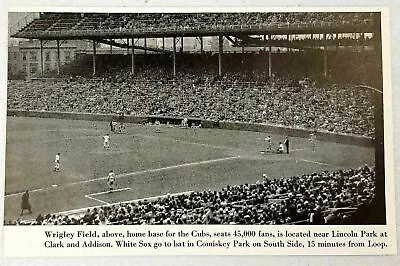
[{"left": 3, "top": 11, "right": 388, "bottom": 229}]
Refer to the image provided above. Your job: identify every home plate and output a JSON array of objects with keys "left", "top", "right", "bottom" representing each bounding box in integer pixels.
[{"left": 52, "top": 184, "right": 58, "bottom": 187}]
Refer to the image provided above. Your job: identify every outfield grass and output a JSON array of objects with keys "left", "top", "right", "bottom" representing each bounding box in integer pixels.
[{"left": 4, "top": 116, "right": 374, "bottom": 221}]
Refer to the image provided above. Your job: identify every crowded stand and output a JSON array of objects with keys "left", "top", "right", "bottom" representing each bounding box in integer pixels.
[
  {"left": 268, "top": 35, "right": 374, "bottom": 47},
  {"left": 6, "top": 165, "right": 375, "bottom": 225},
  {"left": 15, "top": 12, "right": 375, "bottom": 36},
  {"left": 7, "top": 51, "right": 375, "bottom": 137},
  {"left": 6, "top": 77, "right": 374, "bottom": 136}
]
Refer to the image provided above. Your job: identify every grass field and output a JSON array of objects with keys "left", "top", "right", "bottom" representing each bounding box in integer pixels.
[{"left": 4, "top": 116, "right": 374, "bottom": 222}]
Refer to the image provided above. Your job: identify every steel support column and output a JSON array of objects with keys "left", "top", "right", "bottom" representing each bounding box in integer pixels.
[
  {"left": 40, "top": 39, "right": 44, "bottom": 76},
  {"left": 56, "top": 40, "right": 60, "bottom": 75},
  {"left": 92, "top": 39, "right": 96, "bottom": 77},
  {"left": 218, "top": 35, "right": 223, "bottom": 76},
  {"left": 323, "top": 33, "right": 327, "bottom": 78},
  {"left": 361, "top": 32, "right": 365, "bottom": 52},
  {"left": 335, "top": 33, "right": 339, "bottom": 52},
  {"left": 131, "top": 38, "right": 135, "bottom": 75},
  {"left": 268, "top": 34, "right": 272, "bottom": 77},
  {"left": 263, "top": 35, "right": 266, "bottom": 52},
  {"left": 241, "top": 41, "right": 245, "bottom": 69},
  {"left": 173, "top": 37, "right": 176, "bottom": 77},
  {"left": 181, "top": 37, "right": 184, "bottom": 52}
]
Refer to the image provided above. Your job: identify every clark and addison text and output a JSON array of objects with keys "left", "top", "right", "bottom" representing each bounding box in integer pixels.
[{"left": 43, "top": 229, "right": 389, "bottom": 250}]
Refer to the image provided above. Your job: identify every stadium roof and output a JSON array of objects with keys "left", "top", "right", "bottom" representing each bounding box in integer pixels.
[{"left": 12, "top": 12, "right": 377, "bottom": 40}]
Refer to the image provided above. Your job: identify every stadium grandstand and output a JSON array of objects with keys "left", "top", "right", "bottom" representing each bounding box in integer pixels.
[{"left": 6, "top": 12, "right": 384, "bottom": 225}]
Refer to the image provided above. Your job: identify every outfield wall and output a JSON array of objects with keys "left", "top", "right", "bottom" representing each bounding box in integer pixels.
[{"left": 7, "top": 109, "right": 373, "bottom": 147}]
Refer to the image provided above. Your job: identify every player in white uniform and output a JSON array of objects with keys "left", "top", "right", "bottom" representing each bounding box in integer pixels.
[
  {"left": 103, "top": 134, "right": 110, "bottom": 149},
  {"left": 309, "top": 132, "right": 316, "bottom": 150},
  {"left": 54, "top": 153, "right": 60, "bottom": 171},
  {"left": 107, "top": 170, "right": 116, "bottom": 193},
  {"left": 155, "top": 120, "right": 161, "bottom": 133},
  {"left": 277, "top": 142, "right": 284, "bottom": 153},
  {"left": 265, "top": 135, "right": 272, "bottom": 151},
  {"left": 181, "top": 117, "right": 188, "bottom": 128}
]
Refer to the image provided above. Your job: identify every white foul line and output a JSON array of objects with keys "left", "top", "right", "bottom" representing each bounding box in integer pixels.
[
  {"left": 299, "top": 159, "right": 332, "bottom": 166},
  {"left": 59, "top": 190, "right": 194, "bottom": 216},
  {"left": 4, "top": 188, "right": 44, "bottom": 198},
  {"left": 67, "top": 155, "right": 241, "bottom": 186},
  {"left": 87, "top": 187, "right": 131, "bottom": 197},
  {"left": 84, "top": 195, "right": 110, "bottom": 205},
  {"left": 4, "top": 156, "right": 241, "bottom": 198}
]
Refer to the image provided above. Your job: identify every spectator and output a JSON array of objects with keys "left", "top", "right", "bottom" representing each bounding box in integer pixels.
[{"left": 20, "top": 190, "right": 32, "bottom": 216}]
